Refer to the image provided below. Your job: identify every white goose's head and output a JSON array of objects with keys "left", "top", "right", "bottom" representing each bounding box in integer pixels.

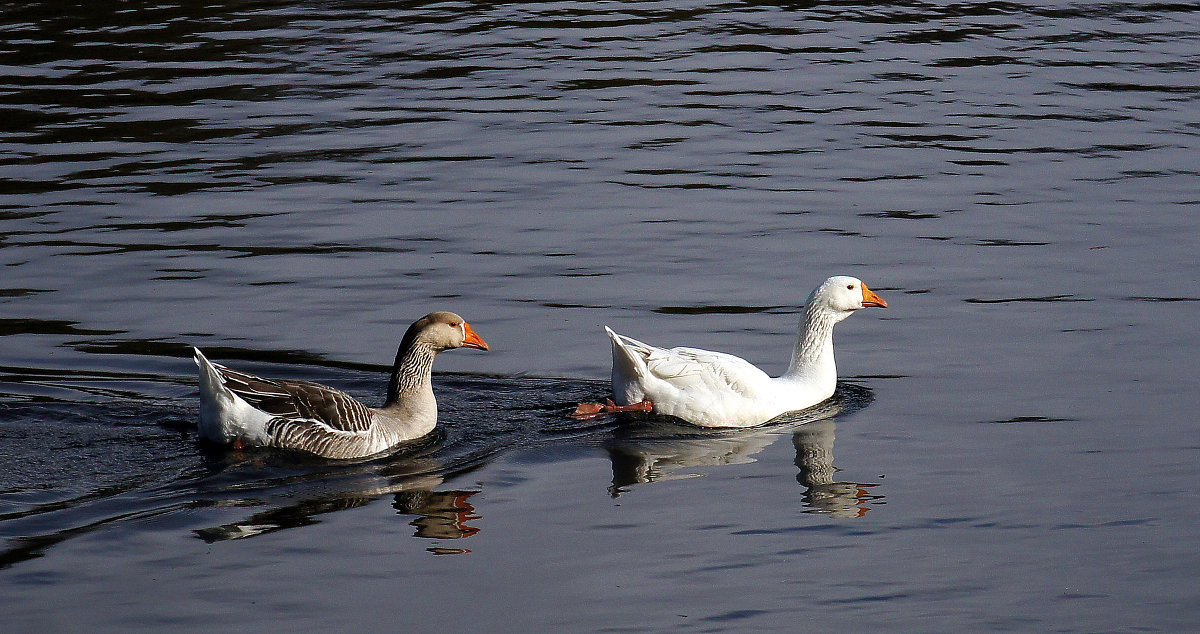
[
  {"left": 408, "top": 311, "right": 490, "bottom": 352},
  {"left": 809, "top": 276, "right": 888, "bottom": 320}
]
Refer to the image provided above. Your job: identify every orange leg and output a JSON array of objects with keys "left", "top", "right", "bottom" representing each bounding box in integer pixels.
[{"left": 572, "top": 398, "right": 653, "bottom": 419}]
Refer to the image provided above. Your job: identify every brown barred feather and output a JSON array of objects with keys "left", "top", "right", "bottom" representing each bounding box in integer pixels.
[{"left": 214, "top": 364, "right": 374, "bottom": 433}]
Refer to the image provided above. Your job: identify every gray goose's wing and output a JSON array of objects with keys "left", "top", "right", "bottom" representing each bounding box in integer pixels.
[{"left": 213, "top": 364, "right": 375, "bottom": 433}]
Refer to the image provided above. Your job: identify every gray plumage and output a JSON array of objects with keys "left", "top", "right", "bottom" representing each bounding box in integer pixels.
[{"left": 195, "top": 311, "right": 488, "bottom": 459}]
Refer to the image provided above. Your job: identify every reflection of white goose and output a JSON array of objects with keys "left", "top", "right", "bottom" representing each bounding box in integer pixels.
[
  {"left": 793, "top": 419, "right": 884, "bottom": 518},
  {"left": 607, "top": 427, "right": 782, "bottom": 495},
  {"left": 592, "top": 276, "right": 886, "bottom": 427},
  {"left": 605, "top": 393, "right": 852, "bottom": 496},
  {"left": 194, "top": 312, "right": 488, "bottom": 459},
  {"left": 603, "top": 390, "right": 884, "bottom": 514}
]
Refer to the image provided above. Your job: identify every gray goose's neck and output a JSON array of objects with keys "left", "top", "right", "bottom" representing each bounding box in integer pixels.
[
  {"left": 783, "top": 302, "right": 838, "bottom": 381},
  {"left": 383, "top": 340, "right": 437, "bottom": 409}
]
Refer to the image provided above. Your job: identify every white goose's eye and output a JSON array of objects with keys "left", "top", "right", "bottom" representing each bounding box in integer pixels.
[{"left": 846, "top": 284, "right": 855, "bottom": 290}]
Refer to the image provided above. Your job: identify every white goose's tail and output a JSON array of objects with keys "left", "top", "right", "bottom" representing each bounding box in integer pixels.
[{"left": 604, "top": 327, "right": 650, "bottom": 405}]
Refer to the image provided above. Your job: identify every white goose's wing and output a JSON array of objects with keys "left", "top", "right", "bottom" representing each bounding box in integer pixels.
[{"left": 644, "top": 346, "right": 775, "bottom": 401}]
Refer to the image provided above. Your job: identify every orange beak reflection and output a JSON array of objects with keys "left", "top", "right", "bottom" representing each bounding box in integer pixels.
[
  {"left": 861, "top": 284, "right": 888, "bottom": 309},
  {"left": 461, "top": 322, "right": 489, "bottom": 350}
]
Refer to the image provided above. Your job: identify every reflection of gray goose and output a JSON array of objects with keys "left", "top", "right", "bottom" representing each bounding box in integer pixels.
[
  {"left": 395, "top": 490, "right": 482, "bottom": 542},
  {"left": 587, "top": 276, "right": 886, "bottom": 427},
  {"left": 195, "top": 486, "right": 481, "bottom": 544},
  {"left": 194, "top": 312, "right": 488, "bottom": 459},
  {"left": 193, "top": 448, "right": 482, "bottom": 545}
]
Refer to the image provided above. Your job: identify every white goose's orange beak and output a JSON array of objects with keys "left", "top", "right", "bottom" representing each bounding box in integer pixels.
[
  {"left": 461, "top": 322, "right": 489, "bottom": 350},
  {"left": 861, "top": 284, "right": 888, "bottom": 309}
]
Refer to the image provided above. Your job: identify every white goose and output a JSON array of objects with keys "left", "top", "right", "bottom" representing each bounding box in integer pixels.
[
  {"left": 578, "top": 276, "right": 886, "bottom": 427},
  {"left": 194, "top": 311, "right": 488, "bottom": 459}
]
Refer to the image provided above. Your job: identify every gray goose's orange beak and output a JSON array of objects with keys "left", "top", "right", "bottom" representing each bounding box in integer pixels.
[
  {"left": 861, "top": 284, "right": 888, "bottom": 309},
  {"left": 461, "top": 322, "right": 489, "bottom": 350}
]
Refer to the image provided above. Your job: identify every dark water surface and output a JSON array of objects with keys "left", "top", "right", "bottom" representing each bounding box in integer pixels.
[{"left": 2, "top": 1, "right": 1199, "bottom": 631}]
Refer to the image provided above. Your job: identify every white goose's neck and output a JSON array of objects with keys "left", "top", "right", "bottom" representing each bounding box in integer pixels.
[{"left": 782, "top": 302, "right": 839, "bottom": 386}]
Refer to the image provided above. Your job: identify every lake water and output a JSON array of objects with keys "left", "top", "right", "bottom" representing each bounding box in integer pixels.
[{"left": 2, "top": 1, "right": 1199, "bottom": 631}]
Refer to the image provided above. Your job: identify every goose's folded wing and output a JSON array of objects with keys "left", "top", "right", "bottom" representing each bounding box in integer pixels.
[
  {"left": 214, "top": 364, "right": 374, "bottom": 433},
  {"left": 644, "top": 347, "right": 774, "bottom": 399}
]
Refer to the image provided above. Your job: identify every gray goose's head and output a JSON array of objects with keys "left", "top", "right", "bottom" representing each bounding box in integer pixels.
[{"left": 405, "top": 311, "right": 489, "bottom": 353}]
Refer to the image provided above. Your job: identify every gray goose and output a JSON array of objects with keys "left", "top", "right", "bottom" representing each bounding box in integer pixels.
[{"left": 194, "top": 311, "right": 488, "bottom": 459}]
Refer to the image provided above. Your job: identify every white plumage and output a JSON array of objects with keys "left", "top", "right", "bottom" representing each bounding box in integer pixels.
[{"left": 604, "top": 276, "right": 887, "bottom": 427}]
